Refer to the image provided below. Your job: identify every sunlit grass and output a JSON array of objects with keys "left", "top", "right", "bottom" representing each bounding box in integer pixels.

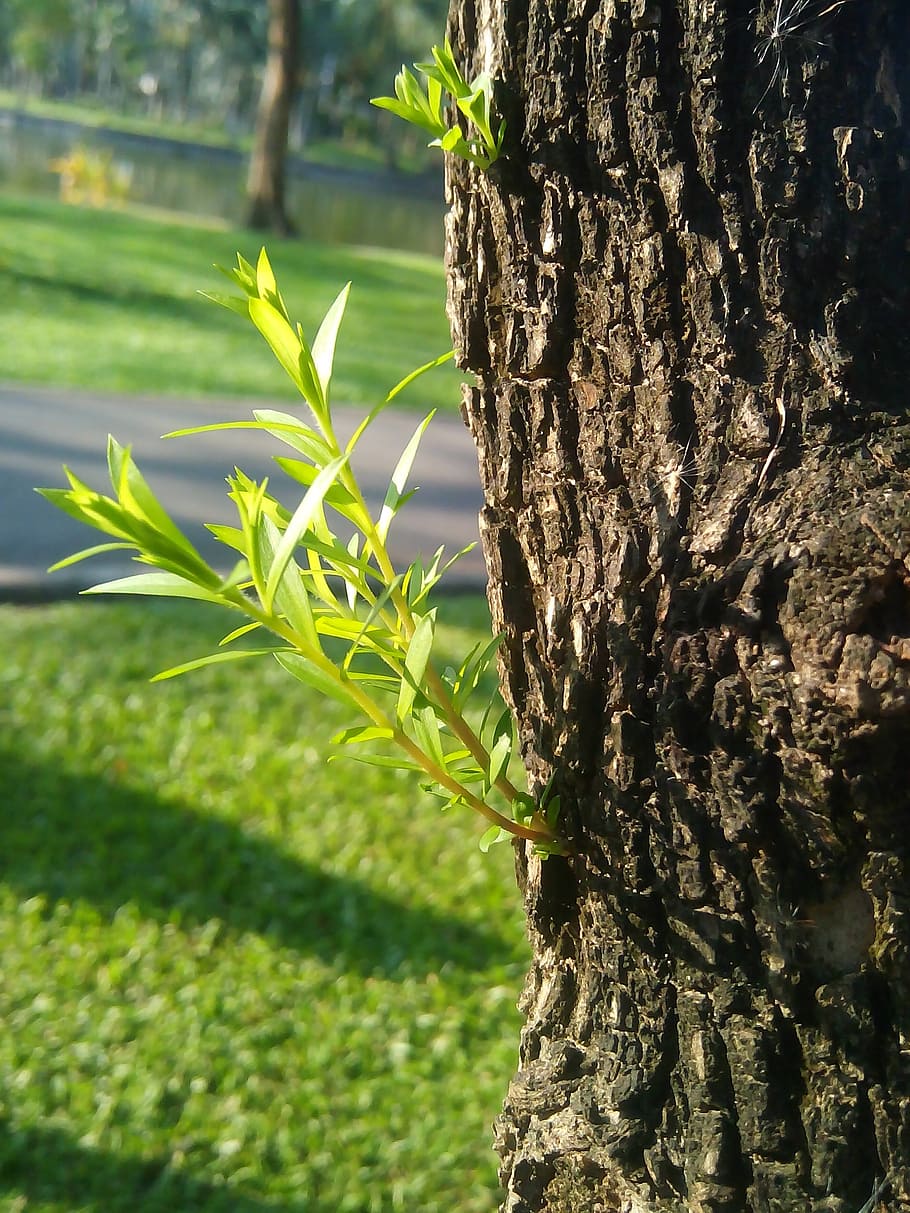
[
  {"left": 0, "top": 192, "right": 463, "bottom": 410},
  {"left": 0, "top": 595, "right": 525, "bottom": 1213}
]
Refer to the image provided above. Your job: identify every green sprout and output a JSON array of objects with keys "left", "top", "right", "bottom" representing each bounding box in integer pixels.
[
  {"left": 371, "top": 40, "right": 505, "bottom": 170},
  {"left": 39, "top": 250, "right": 564, "bottom": 855}
]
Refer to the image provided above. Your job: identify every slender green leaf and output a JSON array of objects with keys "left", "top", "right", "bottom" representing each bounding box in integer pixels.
[
  {"left": 81, "top": 571, "right": 230, "bottom": 602},
  {"left": 230, "top": 472, "right": 270, "bottom": 599},
  {"left": 397, "top": 611, "right": 435, "bottom": 722},
  {"left": 332, "top": 725, "right": 395, "bottom": 746},
  {"left": 342, "top": 752, "right": 424, "bottom": 772},
  {"left": 47, "top": 542, "right": 135, "bottom": 572},
  {"left": 164, "top": 417, "right": 333, "bottom": 468},
  {"left": 479, "top": 826, "right": 510, "bottom": 853},
  {"left": 295, "top": 327, "right": 328, "bottom": 423},
  {"left": 312, "top": 282, "right": 351, "bottom": 402},
  {"left": 264, "top": 454, "right": 349, "bottom": 610},
  {"left": 454, "top": 632, "right": 503, "bottom": 707},
  {"left": 219, "top": 621, "right": 262, "bottom": 646},
  {"left": 370, "top": 95, "right": 425, "bottom": 129},
  {"left": 273, "top": 458, "right": 359, "bottom": 516},
  {"left": 151, "top": 647, "right": 289, "bottom": 682},
  {"left": 62, "top": 466, "right": 98, "bottom": 494},
  {"left": 255, "top": 246, "right": 286, "bottom": 315},
  {"left": 458, "top": 84, "right": 494, "bottom": 147},
  {"left": 283, "top": 530, "right": 375, "bottom": 584},
  {"left": 426, "top": 75, "right": 444, "bottom": 127},
  {"left": 217, "top": 253, "right": 257, "bottom": 296},
  {"left": 106, "top": 432, "right": 127, "bottom": 492},
  {"left": 371, "top": 67, "right": 446, "bottom": 137},
  {"left": 378, "top": 411, "right": 435, "bottom": 541},
  {"left": 385, "top": 350, "right": 455, "bottom": 405},
  {"left": 345, "top": 534, "right": 362, "bottom": 610},
  {"left": 198, "top": 289, "right": 248, "bottom": 316},
  {"left": 248, "top": 297, "right": 305, "bottom": 395},
  {"left": 108, "top": 437, "right": 212, "bottom": 578},
  {"left": 511, "top": 792, "right": 537, "bottom": 824},
  {"left": 412, "top": 704, "right": 445, "bottom": 768},
  {"left": 438, "top": 126, "right": 464, "bottom": 152},
  {"left": 402, "top": 554, "right": 428, "bottom": 607},
  {"left": 38, "top": 484, "right": 133, "bottom": 540},
  {"left": 254, "top": 411, "right": 336, "bottom": 464},
  {"left": 488, "top": 728, "right": 513, "bottom": 791},
  {"left": 347, "top": 670, "right": 399, "bottom": 691},
  {"left": 303, "top": 544, "right": 338, "bottom": 610},
  {"left": 344, "top": 349, "right": 454, "bottom": 459},
  {"left": 416, "top": 42, "right": 469, "bottom": 99},
  {"left": 257, "top": 513, "right": 321, "bottom": 651},
  {"left": 206, "top": 523, "right": 246, "bottom": 554},
  {"left": 273, "top": 652, "right": 356, "bottom": 707},
  {"left": 316, "top": 615, "right": 398, "bottom": 648},
  {"left": 342, "top": 574, "right": 404, "bottom": 674},
  {"left": 409, "top": 542, "right": 477, "bottom": 607}
]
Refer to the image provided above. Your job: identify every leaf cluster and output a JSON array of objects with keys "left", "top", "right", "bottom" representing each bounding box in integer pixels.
[
  {"left": 371, "top": 40, "right": 505, "bottom": 170},
  {"left": 39, "top": 250, "right": 563, "bottom": 854}
]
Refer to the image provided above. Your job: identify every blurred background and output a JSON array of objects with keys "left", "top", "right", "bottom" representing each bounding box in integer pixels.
[
  {"left": 0, "top": 4, "right": 526, "bottom": 1212},
  {"left": 0, "top": 0, "right": 448, "bottom": 249}
]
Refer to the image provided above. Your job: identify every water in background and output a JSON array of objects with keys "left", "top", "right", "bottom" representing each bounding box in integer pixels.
[{"left": 0, "top": 113, "right": 445, "bottom": 257}]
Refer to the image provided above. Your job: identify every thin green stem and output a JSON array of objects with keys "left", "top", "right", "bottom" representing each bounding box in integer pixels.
[
  {"left": 279, "top": 403, "right": 556, "bottom": 843},
  {"left": 228, "top": 587, "right": 555, "bottom": 846},
  {"left": 391, "top": 729, "right": 554, "bottom": 844},
  {"left": 348, "top": 495, "right": 527, "bottom": 808}
]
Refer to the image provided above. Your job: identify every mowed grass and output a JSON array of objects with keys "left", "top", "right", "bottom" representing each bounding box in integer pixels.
[
  {"left": 0, "top": 193, "right": 463, "bottom": 410},
  {"left": 0, "top": 596, "right": 526, "bottom": 1213}
]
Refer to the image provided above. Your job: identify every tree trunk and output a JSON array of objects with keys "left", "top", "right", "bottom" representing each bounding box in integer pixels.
[
  {"left": 444, "top": 2, "right": 910, "bottom": 1210},
  {"left": 245, "top": 0, "right": 299, "bottom": 235}
]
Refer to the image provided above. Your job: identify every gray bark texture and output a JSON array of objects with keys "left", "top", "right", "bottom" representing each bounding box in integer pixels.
[
  {"left": 443, "top": 1, "right": 910, "bottom": 1210},
  {"left": 245, "top": 0, "right": 299, "bottom": 234}
]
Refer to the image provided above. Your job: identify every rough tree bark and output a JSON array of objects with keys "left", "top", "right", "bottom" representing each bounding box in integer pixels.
[
  {"left": 444, "top": 2, "right": 910, "bottom": 1210},
  {"left": 245, "top": 0, "right": 300, "bottom": 235}
]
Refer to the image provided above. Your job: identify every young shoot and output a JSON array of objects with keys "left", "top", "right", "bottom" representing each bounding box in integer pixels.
[
  {"left": 371, "top": 39, "right": 505, "bottom": 170},
  {"left": 39, "top": 250, "right": 564, "bottom": 856}
]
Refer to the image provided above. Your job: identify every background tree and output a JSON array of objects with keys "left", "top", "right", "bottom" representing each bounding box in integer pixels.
[
  {"left": 444, "top": 1, "right": 910, "bottom": 1210},
  {"left": 0, "top": 0, "right": 449, "bottom": 164},
  {"left": 1, "top": 0, "right": 75, "bottom": 89},
  {"left": 244, "top": 0, "right": 299, "bottom": 233}
]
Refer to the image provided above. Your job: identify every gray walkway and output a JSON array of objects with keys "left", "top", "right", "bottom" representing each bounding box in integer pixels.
[{"left": 0, "top": 384, "right": 486, "bottom": 599}]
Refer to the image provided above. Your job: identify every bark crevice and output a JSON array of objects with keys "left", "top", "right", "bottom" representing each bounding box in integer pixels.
[{"left": 445, "top": 1, "right": 910, "bottom": 1208}]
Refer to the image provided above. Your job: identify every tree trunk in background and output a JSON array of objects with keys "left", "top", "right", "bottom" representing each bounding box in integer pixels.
[
  {"left": 245, "top": 0, "right": 299, "bottom": 235},
  {"left": 445, "top": 1, "right": 910, "bottom": 1209}
]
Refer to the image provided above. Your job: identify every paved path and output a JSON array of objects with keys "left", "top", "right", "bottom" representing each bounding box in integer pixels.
[{"left": 0, "top": 384, "right": 486, "bottom": 599}]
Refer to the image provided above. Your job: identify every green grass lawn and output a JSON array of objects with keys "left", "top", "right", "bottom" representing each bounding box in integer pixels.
[
  {"left": 0, "top": 193, "right": 463, "bottom": 410},
  {"left": 0, "top": 595, "right": 525, "bottom": 1213}
]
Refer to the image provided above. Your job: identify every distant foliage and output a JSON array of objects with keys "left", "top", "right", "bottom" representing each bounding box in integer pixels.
[
  {"left": 0, "top": 0, "right": 448, "bottom": 161},
  {"left": 48, "top": 145, "right": 132, "bottom": 207}
]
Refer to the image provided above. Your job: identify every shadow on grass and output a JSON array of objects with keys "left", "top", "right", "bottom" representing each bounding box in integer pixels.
[
  {"left": 0, "top": 1116, "right": 307, "bottom": 1213},
  {"left": 0, "top": 745, "right": 518, "bottom": 977},
  {"left": 5, "top": 265, "right": 233, "bottom": 330}
]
